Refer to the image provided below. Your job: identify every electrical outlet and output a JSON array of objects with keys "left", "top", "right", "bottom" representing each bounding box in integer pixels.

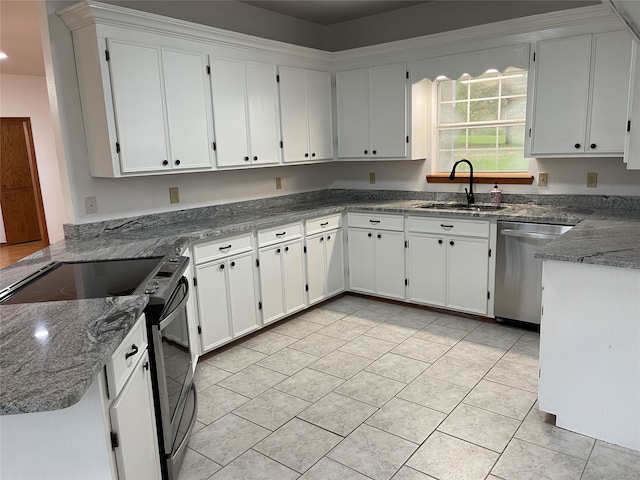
[
  {"left": 538, "top": 172, "right": 548, "bottom": 187},
  {"left": 275, "top": 177, "right": 282, "bottom": 190},
  {"left": 587, "top": 172, "right": 598, "bottom": 188},
  {"left": 369, "top": 172, "right": 376, "bottom": 184},
  {"left": 169, "top": 187, "right": 180, "bottom": 204},
  {"left": 84, "top": 196, "right": 97, "bottom": 214}
]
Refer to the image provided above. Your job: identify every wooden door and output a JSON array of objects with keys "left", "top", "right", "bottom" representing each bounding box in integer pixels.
[{"left": 0, "top": 118, "right": 48, "bottom": 245}]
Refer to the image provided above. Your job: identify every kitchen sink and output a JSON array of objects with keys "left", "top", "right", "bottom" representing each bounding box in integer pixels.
[{"left": 417, "top": 203, "right": 507, "bottom": 211}]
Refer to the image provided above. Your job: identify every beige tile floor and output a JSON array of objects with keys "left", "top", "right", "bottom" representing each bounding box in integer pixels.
[{"left": 179, "top": 294, "right": 640, "bottom": 480}]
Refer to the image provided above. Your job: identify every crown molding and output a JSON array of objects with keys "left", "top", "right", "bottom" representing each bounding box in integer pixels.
[
  {"left": 330, "top": 5, "right": 622, "bottom": 65},
  {"left": 57, "top": 1, "right": 332, "bottom": 65}
]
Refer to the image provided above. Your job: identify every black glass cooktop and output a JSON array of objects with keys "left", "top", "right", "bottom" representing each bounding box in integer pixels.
[{"left": 1, "top": 257, "right": 163, "bottom": 305}]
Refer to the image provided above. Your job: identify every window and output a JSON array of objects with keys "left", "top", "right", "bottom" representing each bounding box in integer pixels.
[{"left": 437, "top": 68, "right": 528, "bottom": 173}]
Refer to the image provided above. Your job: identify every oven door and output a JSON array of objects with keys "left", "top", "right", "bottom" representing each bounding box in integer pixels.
[{"left": 150, "top": 277, "right": 197, "bottom": 478}]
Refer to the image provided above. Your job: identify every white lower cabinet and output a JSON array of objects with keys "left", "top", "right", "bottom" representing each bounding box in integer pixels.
[
  {"left": 406, "top": 217, "right": 491, "bottom": 315},
  {"left": 347, "top": 213, "right": 405, "bottom": 300},
  {"left": 109, "top": 350, "right": 161, "bottom": 480},
  {"left": 193, "top": 235, "right": 260, "bottom": 353},
  {"left": 306, "top": 228, "right": 345, "bottom": 305},
  {"left": 259, "top": 238, "right": 306, "bottom": 324}
]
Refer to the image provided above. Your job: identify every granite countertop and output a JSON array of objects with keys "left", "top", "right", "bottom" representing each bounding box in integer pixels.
[{"left": 2, "top": 193, "right": 639, "bottom": 415}]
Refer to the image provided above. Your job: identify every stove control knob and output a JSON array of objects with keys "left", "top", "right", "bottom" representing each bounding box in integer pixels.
[
  {"left": 145, "top": 286, "right": 158, "bottom": 294},
  {"left": 168, "top": 257, "right": 179, "bottom": 263}
]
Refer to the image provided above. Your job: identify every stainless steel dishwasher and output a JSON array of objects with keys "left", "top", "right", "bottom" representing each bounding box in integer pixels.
[{"left": 495, "top": 221, "right": 573, "bottom": 327}]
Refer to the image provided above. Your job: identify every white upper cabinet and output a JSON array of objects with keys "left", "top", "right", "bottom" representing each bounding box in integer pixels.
[
  {"left": 624, "top": 41, "right": 640, "bottom": 169},
  {"left": 210, "top": 59, "right": 281, "bottom": 167},
  {"left": 336, "top": 63, "right": 408, "bottom": 159},
  {"left": 527, "top": 32, "right": 633, "bottom": 157},
  {"left": 279, "top": 67, "right": 333, "bottom": 162},
  {"left": 95, "top": 39, "right": 214, "bottom": 176}
]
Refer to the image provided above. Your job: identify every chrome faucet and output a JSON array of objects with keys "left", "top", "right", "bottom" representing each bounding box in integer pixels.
[{"left": 449, "top": 159, "right": 475, "bottom": 204}]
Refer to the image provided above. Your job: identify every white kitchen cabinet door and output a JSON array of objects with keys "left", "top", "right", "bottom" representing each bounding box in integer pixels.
[
  {"left": 625, "top": 41, "right": 640, "bottom": 169},
  {"left": 107, "top": 40, "right": 169, "bottom": 173},
  {"left": 588, "top": 32, "right": 633, "bottom": 154},
  {"left": 447, "top": 237, "right": 489, "bottom": 315},
  {"left": 324, "top": 230, "right": 345, "bottom": 298},
  {"left": 228, "top": 252, "right": 260, "bottom": 337},
  {"left": 307, "top": 230, "right": 344, "bottom": 305},
  {"left": 348, "top": 228, "right": 377, "bottom": 294},
  {"left": 210, "top": 58, "right": 251, "bottom": 167},
  {"left": 369, "top": 63, "right": 407, "bottom": 158},
  {"left": 336, "top": 68, "right": 370, "bottom": 158},
  {"left": 306, "top": 69, "right": 334, "bottom": 160},
  {"left": 245, "top": 62, "right": 280, "bottom": 165},
  {"left": 162, "top": 49, "right": 213, "bottom": 170},
  {"left": 279, "top": 66, "right": 310, "bottom": 162},
  {"left": 259, "top": 244, "right": 286, "bottom": 324},
  {"left": 529, "top": 35, "right": 592, "bottom": 156},
  {"left": 196, "top": 261, "right": 233, "bottom": 352},
  {"left": 306, "top": 233, "right": 326, "bottom": 305},
  {"left": 282, "top": 240, "right": 306, "bottom": 314},
  {"left": 407, "top": 233, "right": 446, "bottom": 307},
  {"left": 109, "top": 351, "right": 161, "bottom": 480},
  {"left": 374, "top": 229, "right": 406, "bottom": 300}
]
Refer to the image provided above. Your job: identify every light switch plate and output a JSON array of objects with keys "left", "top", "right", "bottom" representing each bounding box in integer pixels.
[
  {"left": 586, "top": 172, "right": 598, "bottom": 188},
  {"left": 169, "top": 187, "right": 180, "bottom": 204},
  {"left": 538, "top": 172, "right": 548, "bottom": 187}
]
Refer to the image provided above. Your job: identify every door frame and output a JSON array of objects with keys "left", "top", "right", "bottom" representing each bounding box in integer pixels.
[{"left": 0, "top": 117, "right": 49, "bottom": 246}]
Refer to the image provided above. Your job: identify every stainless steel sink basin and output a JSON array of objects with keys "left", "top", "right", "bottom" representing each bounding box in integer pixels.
[{"left": 418, "top": 203, "right": 506, "bottom": 211}]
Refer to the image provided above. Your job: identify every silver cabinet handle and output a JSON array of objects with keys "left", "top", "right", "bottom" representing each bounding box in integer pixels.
[{"left": 501, "top": 229, "right": 563, "bottom": 240}]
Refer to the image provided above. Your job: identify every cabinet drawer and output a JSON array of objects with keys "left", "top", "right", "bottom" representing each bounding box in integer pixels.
[
  {"left": 306, "top": 214, "right": 342, "bottom": 235},
  {"left": 258, "top": 223, "right": 302, "bottom": 247},
  {"left": 408, "top": 216, "right": 489, "bottom": 237},
  {"left": 348, "top": 213, "right": 404, "bottom": 231},
  {"left": 194, "top": 234, "right": 253, "bottom": 264},
  {"left": 107, "top": 314, "right": 147, "bottom": 398}
]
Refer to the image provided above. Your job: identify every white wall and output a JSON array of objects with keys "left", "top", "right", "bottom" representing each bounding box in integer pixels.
[{"left": 0, "top": 74, "right": 67, "bottom": 242}]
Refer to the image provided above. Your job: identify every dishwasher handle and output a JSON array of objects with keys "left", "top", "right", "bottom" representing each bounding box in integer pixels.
[{"left": 500, "top": 229, "right": 563, "bottom": 240}]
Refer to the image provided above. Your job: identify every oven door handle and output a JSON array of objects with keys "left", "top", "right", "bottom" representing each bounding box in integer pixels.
[{"left": 158, "top": 277, "right": 190, "bottom": 330}]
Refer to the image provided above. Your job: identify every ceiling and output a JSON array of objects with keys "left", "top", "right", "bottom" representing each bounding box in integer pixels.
[{"left": 237, "top": 1, "right": 431, "bottom": 25}]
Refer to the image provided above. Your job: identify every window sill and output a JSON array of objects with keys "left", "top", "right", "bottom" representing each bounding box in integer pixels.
[{"left": 426, "top": 173, "right": 534, "bottom": 185}]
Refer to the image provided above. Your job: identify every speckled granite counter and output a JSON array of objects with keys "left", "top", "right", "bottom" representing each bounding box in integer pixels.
[{"left": 2, "top": 190, "right": 639, "bottom": 415}]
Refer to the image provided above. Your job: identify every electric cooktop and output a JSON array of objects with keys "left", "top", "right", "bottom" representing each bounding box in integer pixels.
[{"left": 0, "top": 257, "right": 164, "bottom": 305}]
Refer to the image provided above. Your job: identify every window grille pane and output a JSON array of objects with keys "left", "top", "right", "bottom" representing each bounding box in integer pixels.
[
  {"left": 469, "top": 78, "right": 499, "bottom": 99},
  {"left": 500, "top": 97, "right": 526, "bottom": 120},
  {"left": 468, "top": 127, "right": 497, "bottom": 149},
  {"left": 440, "top": 101, "right": 468, "bottom": 124},
  {"left": 467, "top": 150, "right": 498, "bottom": 171},
  {"left": 498, "top": 126, "right": 525, "bottom": 148},
  {"left": 501, "top": 72, "right": 528, "bottom": 95},
  {"left": 469, "top": 99, "right": 499, "bottom": 122},
  {"left": 438, "top": 129, "right": 467, "bottom": 150}
]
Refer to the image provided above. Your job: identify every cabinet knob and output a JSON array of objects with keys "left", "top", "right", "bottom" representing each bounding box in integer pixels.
[
  {"left": 305, "top": 153, "right": 309, "bottom": 158},
  {"left": 377, "top": 234, "right": 381, "bottom": 239},
  {"left": 276, "top": 248, "right": 281, "bottom": 253},
  {"left": 574, "top": 143, "right": 581, "bottom": 149},
  {"left": 230, "top": 261, "right": 235, "bottom": 267},
  {"left": 449, "top": 240, "right": 455, "bottom": 246},
  {"left": 285, "top": 246, "right": 289, "bottom": 252},
  {"left": 320, "top": 237, "right": 324, "bottom": 242},
  {"left": 372, "top": 150, "right": 377, "bottom": 155},
  {"left": 438, "top": 239, "right": 443, "bottom": 245},
  {"left": 244, "top": 156, "right": 250, "bottom": 161},
  {"left": 162, "top": 160, "right": 169, "bottom": 166},
  {"left": 364, "top": 150, "right": 368, "bottom": 154},
  {"left": 311, "top": 153, "right": 316, "bottom": 157},
  {"left": 253, "top": 156, "right": 258, "bottom": 161},
  {"left": 327, "top": 235, "right": 331, "bottom": 240},
  {"left": 220, "top": 264, "right": 225, "bottom": 270},
  {"left": 590, "top": 143, "right": 597, "bottom": 149},
  {"left": 368, "top": 233, "right": 372, "bottom": 238},
  {"left": 174, "top": 159, "right": 181, "bottom": 166}
]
